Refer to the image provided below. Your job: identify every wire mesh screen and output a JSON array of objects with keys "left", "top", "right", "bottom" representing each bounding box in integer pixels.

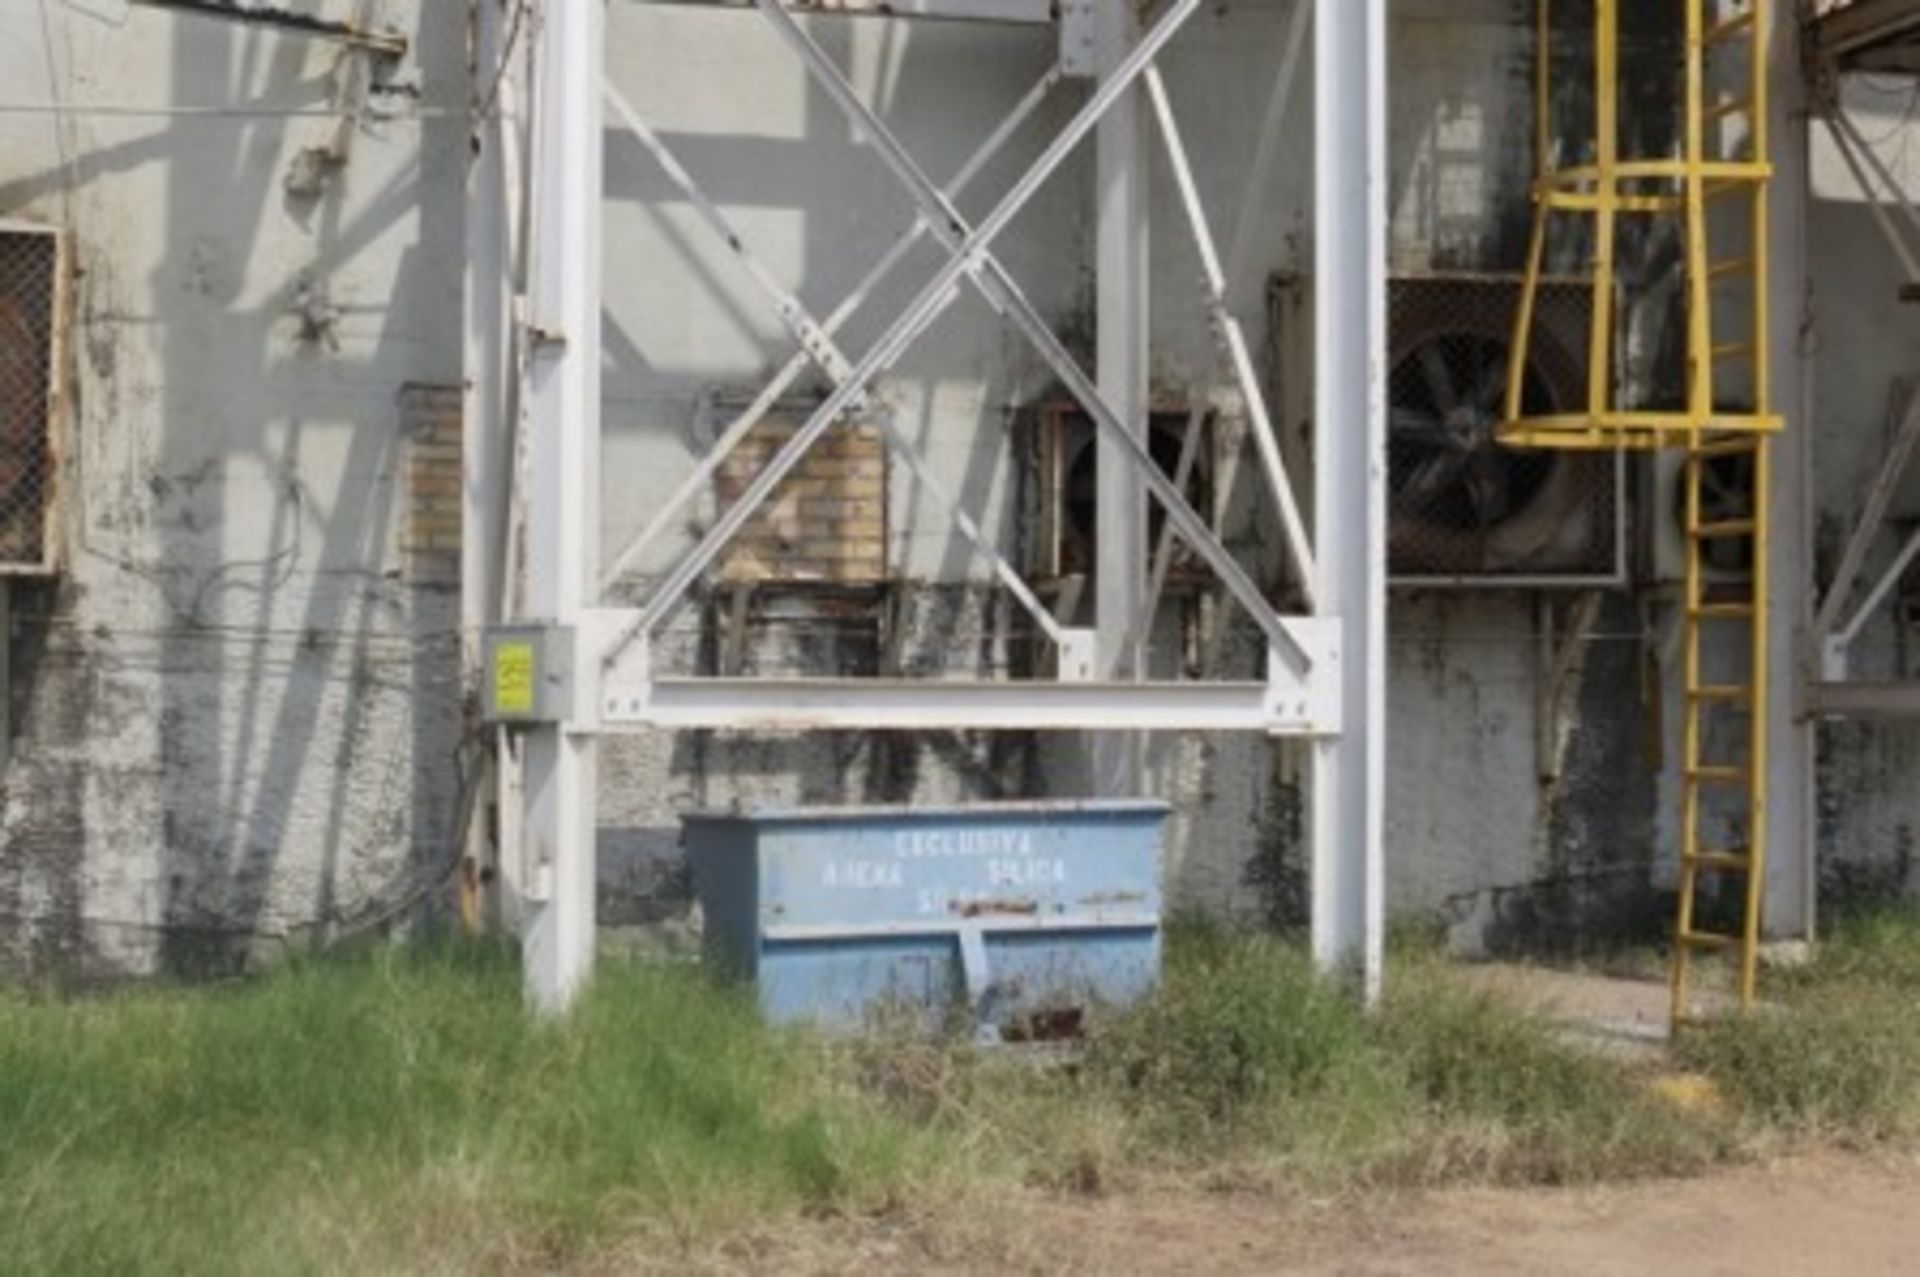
[
  {"left": 1388, "top": 274, "right": 1620, "bottom": 582},
  {"left": 0, "top": 227, "right": 61, "bottom": 573}
]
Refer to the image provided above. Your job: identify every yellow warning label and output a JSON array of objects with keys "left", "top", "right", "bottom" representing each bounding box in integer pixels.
[{"left": 494, "top": 641, "right": 536, "bottom": 716}]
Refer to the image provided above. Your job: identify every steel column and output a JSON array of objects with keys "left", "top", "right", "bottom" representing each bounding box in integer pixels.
[
  {"left": 1310, "top": 0, "right": 1387, "bottom": 1002},
  {"left": 519, "top": 0, "right": 603, "bottom": 1015},
  {"left": 1768, "top": 0, "right": 1814, "bottom": 942},
  {"left": 464, "top": 0, "right": 523, "bottom": 930},
  {"left": 1094, "top": 0, "right": 1150, "bottom": 793},
  {"left": 465, "top": 0, "right": 511, "bottom": 654}
]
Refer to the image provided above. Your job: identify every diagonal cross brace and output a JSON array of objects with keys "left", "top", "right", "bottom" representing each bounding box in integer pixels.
[
  {"left": 597, "top": 64, "right": 1065, "bottom": 591},
  {"left": 1142, "top": 64, "right": 1317, "bottom": 602},
  {"left": 1125, "top": 0, "right": 1312, "bottom": 669},
  {"left": 600, "top": 82, "right": 1067, "bottom": 647},
  {"left": 1817, "top": 381, "right": 1920, "bottom": 640},
  {"left": 1818, "top": 101, "right": 1920, "bottom": 284},
  {"left": 617, "top": 0, "right": 1212, "bottom": 660},
  {"left": 753, "top": 0, "right": 1314, "bottom": 671}
]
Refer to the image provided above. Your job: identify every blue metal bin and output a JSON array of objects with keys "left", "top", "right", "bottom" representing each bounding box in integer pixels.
[{"left": 682, "top": 800, "right": 1167, "bottom": 1035}]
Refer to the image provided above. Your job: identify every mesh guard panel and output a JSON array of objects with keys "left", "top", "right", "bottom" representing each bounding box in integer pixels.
[{"left": 0, "top": 227, "right": 61, "bottom": 573}]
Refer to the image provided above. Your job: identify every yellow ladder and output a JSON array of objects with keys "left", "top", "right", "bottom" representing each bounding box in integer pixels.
[
  {"left": 1673, "top": 432, "right": 1770, "bottom": 1020},
  {"left": 1501, "top": 0, "right": 1779, "bottom": 1026},
  {"left": 1676, "top": 0, "right": 1774, "bottom": 1023}
]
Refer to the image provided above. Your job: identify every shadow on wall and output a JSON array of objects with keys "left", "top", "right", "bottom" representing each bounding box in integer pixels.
[
  {"left": 0, "top": 2, "right": 469, "bottom": 982},
  {"left": 1387, "top": 0, "right": 1538, "bottom": 273},
  {"left": 594, "top": 8, "right": 1069, "bottom": 929},
  {"left": 150, "top": 5, "right": 471, "bottom": 977}
]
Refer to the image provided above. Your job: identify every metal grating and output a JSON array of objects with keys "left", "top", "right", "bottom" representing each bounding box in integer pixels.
[
  {"left": 0, "top": 225, "right": 63, "bottom": 574},
  {"left": 1387, "top": 274, "right": 1621, "bottom": 583}
]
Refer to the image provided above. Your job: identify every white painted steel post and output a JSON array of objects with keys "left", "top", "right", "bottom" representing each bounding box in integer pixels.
[
  {"left": 520, "top": 0, "right": 603, "bottom": 1014},
  {"left": 465, "top": 0, "right": 511, "bottom": 654},
  {"left": 465, "top": 0, "right": 520, "bottom": 928},
  {"left": 1767, "top": 0, "right": 1814, "bottom": 942},
  {"left": 1310, "top": 0, "right": 1387, "bottom": 1003},
  {"left": 1093, "top": 0, "right": 1149, "bottom": 795}
]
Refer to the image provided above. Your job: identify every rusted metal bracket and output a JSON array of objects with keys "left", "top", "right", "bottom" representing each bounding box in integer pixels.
[{"left": 128, "top": 0, "right": 408, "bottom": 58}]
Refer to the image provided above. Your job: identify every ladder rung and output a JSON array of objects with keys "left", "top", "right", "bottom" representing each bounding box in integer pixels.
[
  {"left": 1693, "top": 436, "right": 1761, "bottom": 458},
  {"left": 1712, "top": 341, "right": 1756, "bottom": 362},
  {"left": 1704, "top": 96, "right": 1755, "bottom": 122},
  {"left": 1678, "top": 929, "right": 1738, "bottom": 951},
  {"left": 1685, "top": 849, "right": 1754, "bottom": 872},
  {"left": 1690, "top": 602, "right": 1756, "bottom": 620},
  {"left": 1687, "top": 764, "right": 1749, "bottom": 785},
  {"left": 1705, "top": 10, "right": 1757, "bottom": 43},
  {"left": 1691, "top": 518, "right": 1757, "bottom": 539},
  {"left": 1708, "top": 256, "right": 1755, "bottom": 281},
  {"left": 1689, "top": 683, "right": 1754, "bottom": 703}
]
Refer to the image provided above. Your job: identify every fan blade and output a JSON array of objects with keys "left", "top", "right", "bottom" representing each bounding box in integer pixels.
[
  {"left": 1472, "top": 351, "right": 1511, "bottom": 410},
  {"left": 1398, "top": 451, "right": 1472, "bottom": 511},
  {"left": 1391, "top": 407, "right": 1448, "bottom": 440},
  {"left": 1420, "top": 343, "right": 1460, "bottom": 415},
  {"left": 1464, "top": 454, "right": 1513, "bottom": 528}
]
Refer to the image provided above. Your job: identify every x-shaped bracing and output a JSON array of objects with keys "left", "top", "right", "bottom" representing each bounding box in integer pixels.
[{"left": 597, "top": 0, "right": 1332, "bottom": 729}]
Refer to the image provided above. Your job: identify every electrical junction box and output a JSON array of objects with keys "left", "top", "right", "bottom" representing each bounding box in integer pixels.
[{"left": 482, "top": 625, "right": 575, "bottom": 724}]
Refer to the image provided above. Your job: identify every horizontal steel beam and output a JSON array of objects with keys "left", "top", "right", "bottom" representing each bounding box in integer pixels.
[
  {"left": 1815, "top": 0, "right": 1920, "bottom": 65},
  {"left": 1808, "top": 681, "right": 1920, "bottom": 719},
  {"left": 602, "top": 677, "right": 1333, "bottom": 733},
  {"left": 634, "top": 0, "right": 1053, "bottom": 24}
]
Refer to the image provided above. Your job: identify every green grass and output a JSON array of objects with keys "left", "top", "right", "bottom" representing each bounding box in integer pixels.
[
  {"left": 1678, "top": 903, "right": 1920, "bottom": 1141},
  {"left": 0, "top": 944, "right": 924, "bottom": 1274},
  {"left": 1075, "top": 930, "right": 1722, "bottom": 1186},
  {"left": 9, "top": 912, "right": 1920, "bottom": 1272}
]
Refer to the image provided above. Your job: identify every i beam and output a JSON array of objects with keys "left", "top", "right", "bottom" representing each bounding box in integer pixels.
[
  {"left": 519, "top": 0, "right": 604, "bottom": 1016},
  {"left": 1311, "top": 0, "right": 1388, "bottom": 1004},
  {"left": 1094, "top": 0, "right": 1150, "bottom": 793}
]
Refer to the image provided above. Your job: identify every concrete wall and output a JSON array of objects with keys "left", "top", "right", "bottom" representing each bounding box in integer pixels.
[
  {"left": 0, "top": 2, "right": 467, "bottom": 977},
  {"left": 4, "top": 0, "right": 1914, "bottom": 981}
]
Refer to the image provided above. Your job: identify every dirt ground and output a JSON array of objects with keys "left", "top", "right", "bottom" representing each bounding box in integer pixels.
[
  {"left": 664, "top": 1151, "right": 1920, "bottom": 1276},
  {"left": 648, "top": 969, "right": 1908, "bottom": 1276}
]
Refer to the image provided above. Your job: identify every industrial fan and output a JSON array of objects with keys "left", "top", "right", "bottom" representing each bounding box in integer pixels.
[{"left": 1386, "top": 291, "right": 1598, "bottom": 578}]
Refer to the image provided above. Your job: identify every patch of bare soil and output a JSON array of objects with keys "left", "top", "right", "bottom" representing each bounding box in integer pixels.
[{"left": 634, "top": 1151, "right": 1920, "bottom": 1276}]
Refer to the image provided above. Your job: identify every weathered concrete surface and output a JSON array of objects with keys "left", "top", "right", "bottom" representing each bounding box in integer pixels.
[
  {"left": 0, "top": 0, "right": 1914, "bottom": 979},
  {"left": 0, "top": 1, "right": 467, "bottom": 978}
]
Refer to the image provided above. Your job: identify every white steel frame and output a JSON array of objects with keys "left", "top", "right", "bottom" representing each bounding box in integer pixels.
[
  {"left": 467, "top": 0, "right": 1387, "bottom": 1012},
  {"left": 1805, "top": 21, "right": 1920, "bottom": 723}
]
